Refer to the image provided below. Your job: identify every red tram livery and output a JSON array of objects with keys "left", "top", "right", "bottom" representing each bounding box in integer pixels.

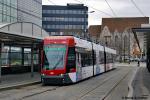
[{"left": 41, "top": 36, "right": 116, "bottom": 85}]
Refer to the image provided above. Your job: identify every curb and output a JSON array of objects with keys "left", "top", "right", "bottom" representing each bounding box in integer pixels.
[
  {"left": 0, "top": 81, "right": 41, "bottom": 91},
  {"left": 127, "top": 67, "right": 139, "bottom": 97}
]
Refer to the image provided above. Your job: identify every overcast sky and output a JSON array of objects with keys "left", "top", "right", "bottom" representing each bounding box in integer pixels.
[{"left": 42, "top": 0, "right": 150, "bottom": 25}]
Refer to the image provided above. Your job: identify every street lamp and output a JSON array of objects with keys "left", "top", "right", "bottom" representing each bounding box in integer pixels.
[
  {"left": 86, "top": 11, "right": 95, "bottom": 40},
  {"left": 128, "top": 29, "right": 131, "bottom": 64},
  {"left": 89, "top": 11, "right": 95, "bottom": 13},
  {"left": 85, "top": 10, "right": 95, "bottom": 76},
  {"left": 84, "top": 9, "right": 95, "bottom": 39},
  {"left": 124, "top": 36, "right": 126, "bottom": 62}
]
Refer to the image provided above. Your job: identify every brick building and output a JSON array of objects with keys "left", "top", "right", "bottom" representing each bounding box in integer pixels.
[
  {"left": 88, "top": 25, "right": 101, "bottom": 42},
  {"left": 89, "top": 17, "right": 149, "bottom": 61}
]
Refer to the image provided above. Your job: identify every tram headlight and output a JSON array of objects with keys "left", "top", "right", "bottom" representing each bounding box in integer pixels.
[
  {"left": 60, "top": 74, "right": 63, "bottom": 76},
  {"left": 42, "top": 73, "right": 45, "bottom": 76}
]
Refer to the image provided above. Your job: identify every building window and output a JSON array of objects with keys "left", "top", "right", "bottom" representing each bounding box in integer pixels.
[
  {"left": 0, "top": 0, "right": 18, "bottom": 23},
  {"left": 6, "top": 0, "right": 11, "bottom": 6},
  {"left": 0, "top": 3, "right": 2, "bottom": 14},
  {"left": 42, "top": 10, "right": 46, "bottom": 13},
  {"left": 6, "top": 15, "right": 10, "bottom": 22},
  {"left": 68, "top": 25, "right": 72, "bottom": 29},
  {"left": 11, "top": 0, "right": 17, "bottom": 8},
  {"left": 7, "top": 6, "right": 11, "bottom": 15},
  {"left": 0, "top": 14, "right": 2, "bottom": 22},
  {"left": 2, "top": 14, "right": 6, "bottom": 22}
]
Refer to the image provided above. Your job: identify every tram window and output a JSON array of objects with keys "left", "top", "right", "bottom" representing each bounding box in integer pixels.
[
  {"left": 106, "top": 53, "right": 113, "bottom": 63},
  {"left": 81, "top": 51, "right": 93, "bottom": 67},
  {"left": 93, "top": 51, "right": 96, "bottom": 65},
  {"left": 86, "top": 52, "right": 92, "bottom": 66},
  {"left": 43, "top": 51, "right": 49, "bottom": 69},
  {"left": 108, "top": 53, "right": 111, "bottom": 63},
  {"left": 111, "top": 54, "right": 113, "bottom": 63},
  {"left": 112, "top": 54, "right": 114, "bottom": 63},
  {"left": 110, "top": 54, "right": 112, "bottom": 63},
  {"left": 76, "top": 47, "right": 93, "bottom": 67},
  {"left": 81, "top": 53, "right": 85, "bottom": 67},
  {"left": 66, "top": 47, "right": 76, "bottom": 68},
  {"left": 107, "top": 53, "right": 110, "bottom": 63},
  {"left": 106, "top": 53, "right": 109, "bottom": 63},
  {"left": 99, "top": 51, "right": 104, "bottom": 64},
  {"left": 113, "top": 54, "right": 117, "bottom": 62}
]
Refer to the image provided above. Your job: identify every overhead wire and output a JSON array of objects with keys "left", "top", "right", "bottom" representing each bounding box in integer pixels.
[
  {"left": 73, "top": 0, "right": 113, "bottom": 17},
  {"left": 104, "top": 0, "right": 117, "bottom": 17},
  {"left": 47, "top": 0, "right": 56, "bottom": 5},
  {"left": 44, "top": 0, "right": 146, "bottom": 17},
  {"left": 130, "top": 0, "right": 145, "bottom": 17}
]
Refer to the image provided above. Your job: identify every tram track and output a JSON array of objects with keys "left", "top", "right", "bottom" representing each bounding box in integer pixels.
[
  {"left": 0, "top": 66, "right": 132, "bottom": 100},
  {"left": 102, "top": 69, "right": 131, "bottom": 100},
  {"left": 0, "top": 84, "right": 61, "bottom": 100},
  {"left": 9, "top": 84, "right": 73, "bottom": 100},
  {"left": 19, "top": 84, "right": 83, "bottom": 100},
  {"left": 7, "top": 69, "right": 121, "bottom": 100},
  {"left": 19, "top": 68, "right": 128, "bottom": 100},
  {"left": 7, "top": 70, "right": 116, "bottom": 100},
  {"left": 20, "top": 86, "right": 60, "bottom": 100},
  {"left": 76, "top": 68, "right": 131, "bottom": 100}
]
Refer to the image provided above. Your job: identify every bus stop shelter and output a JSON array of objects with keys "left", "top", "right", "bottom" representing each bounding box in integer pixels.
[
  {"left": 132, "top": 27, "right": 150, "bottom": 72},
  {"left": 0, "top": 22, "right": 49, "bottom": 82}
]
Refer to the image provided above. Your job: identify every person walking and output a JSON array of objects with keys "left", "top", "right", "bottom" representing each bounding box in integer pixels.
[{"left": 137, "top": 58, "right": 140, "bottom": 67}]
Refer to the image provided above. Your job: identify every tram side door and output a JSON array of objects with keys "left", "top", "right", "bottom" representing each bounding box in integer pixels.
[{"left": 76, "top": 52, "right": 82, "bottom": 81}]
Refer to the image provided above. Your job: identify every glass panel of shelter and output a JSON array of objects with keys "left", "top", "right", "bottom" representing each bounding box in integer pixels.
[{"left": 1, "top": 46, "right": 39, "bottom": 67}]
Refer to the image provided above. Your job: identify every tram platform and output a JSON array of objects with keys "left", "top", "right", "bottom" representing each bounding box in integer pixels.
[
  {"left": 0, "top": 72, "right": 41, "bottom": 91},
  {"left": 115, "top": 62, "right": 141, "bottom": 67},
  {"left": 131, "top": 64, "right": 150, "bottom": 99}
]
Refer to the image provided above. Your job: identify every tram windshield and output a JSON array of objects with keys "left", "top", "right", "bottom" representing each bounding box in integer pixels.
[{"left": 43, "top": 44, "right": 67, "bottom": 70}]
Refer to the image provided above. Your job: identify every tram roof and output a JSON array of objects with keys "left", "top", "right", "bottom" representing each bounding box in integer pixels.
[
  {"left": 44, "top": 36, "right": 117, "bottom": 53},
  {"left": 105, "top": 47, "right": 116, "bottom": 54},
  {"left": 74, "top": 37, "right": 93, "bottom": 49},
  {"left": 45, "top": 36, "right": 73, "bottom": 39}
]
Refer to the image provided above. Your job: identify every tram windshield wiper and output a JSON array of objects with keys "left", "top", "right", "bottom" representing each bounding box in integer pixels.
[{"left": 52, "top": 55, "right": 63, "bottom": 70}]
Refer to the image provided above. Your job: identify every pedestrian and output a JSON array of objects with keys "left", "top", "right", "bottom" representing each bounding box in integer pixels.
[{"left": 137, "top": 58, "right": 140, "bottom": 67}]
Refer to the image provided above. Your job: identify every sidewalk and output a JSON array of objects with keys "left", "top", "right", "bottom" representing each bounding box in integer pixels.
[
  {"left": 115, "top": 62, "right": 146, "bottom": 67},
  {"left": 132, "top": 65, "right": 150, "bottom": 99},
  {"left": 0, "top": 72, "right": 41, "bottom": 91}
]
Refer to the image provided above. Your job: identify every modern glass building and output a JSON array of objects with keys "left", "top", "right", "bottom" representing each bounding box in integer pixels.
[
  {"left": 42, "top": 4, "right": 88, "bottom": 38},
  {"left": 0, "top": 0, "right": 42, "bottom": 26},
  {"left": 0, "top": 0, "right": 45, "bottom": 74},
  {"left": 17, "top": 0, "right": 42, "bottom": 26},
  {"left": 0, "top": 0, "right": 18, "bottom": 23}
]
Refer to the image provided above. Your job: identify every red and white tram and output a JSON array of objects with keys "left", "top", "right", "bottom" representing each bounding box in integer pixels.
[{"left": 41, "top": 36, "right": 116, "bottom": 85}]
